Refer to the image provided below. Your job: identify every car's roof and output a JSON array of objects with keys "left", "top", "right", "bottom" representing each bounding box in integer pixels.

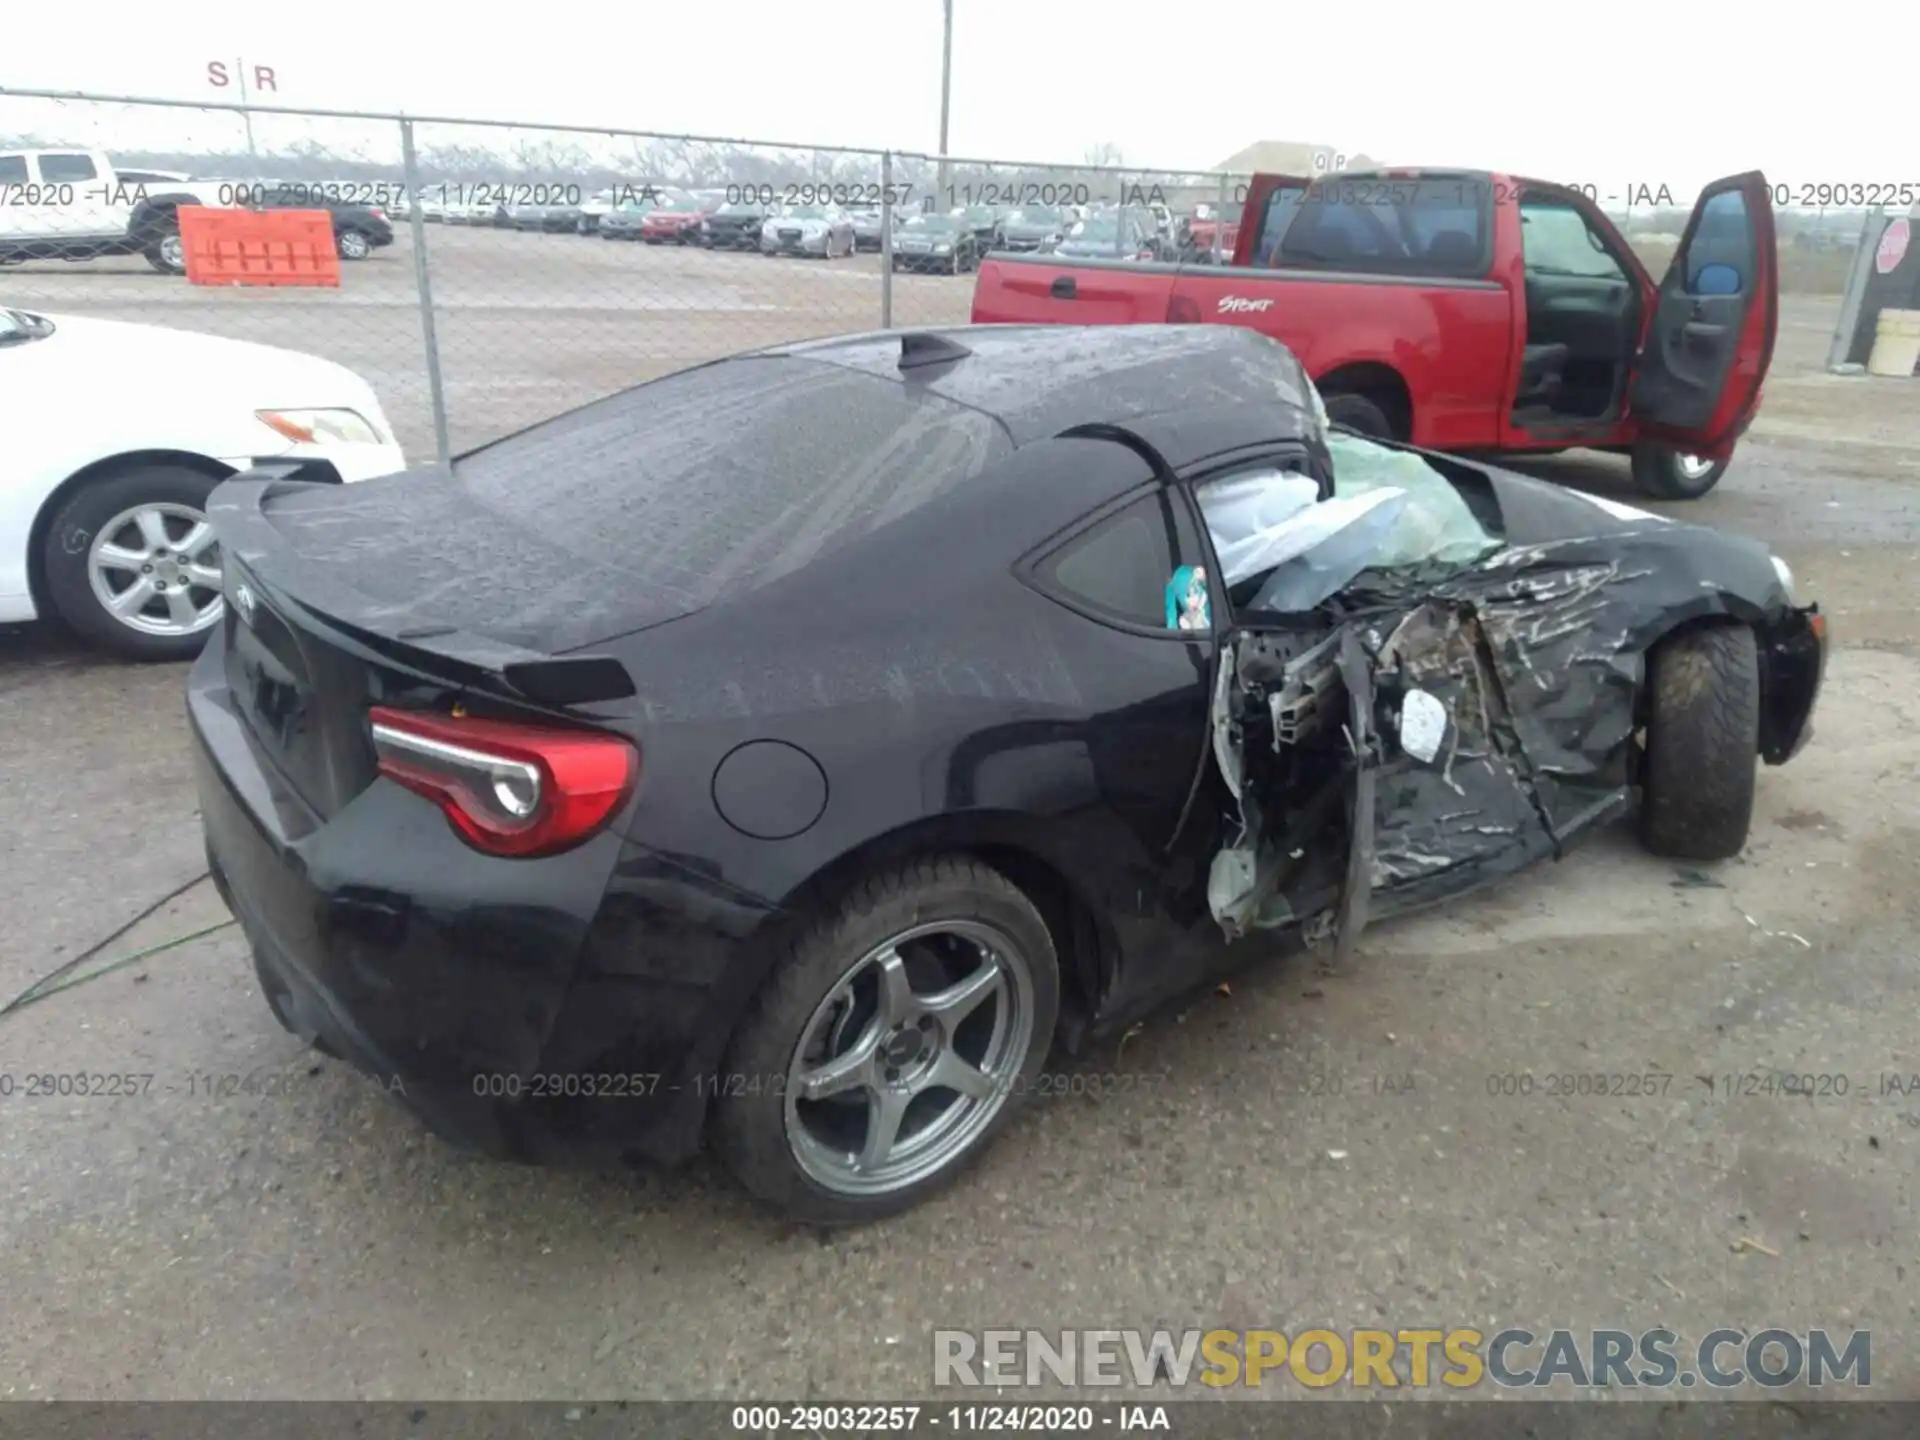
[{"left": 761, "top": 324, "right": 1318, "bottom": 456}]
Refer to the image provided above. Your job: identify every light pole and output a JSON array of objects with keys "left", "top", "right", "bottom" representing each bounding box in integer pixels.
[
  {"left": 937, "top": 0, "right": 953, "bottom": 204},
  {"left": 236, "top": 60, "right": 262, "bottom": 178}
]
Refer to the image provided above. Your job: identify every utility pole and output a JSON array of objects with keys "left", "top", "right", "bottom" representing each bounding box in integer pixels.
[
  {"left": 235, "top": 59, "right": 261, "bottom": 178},
  {"left": 937, "top": 0, "right": 953, "bottom": 204}
]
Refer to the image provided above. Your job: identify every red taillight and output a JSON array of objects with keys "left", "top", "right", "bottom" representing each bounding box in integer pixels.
[{"left": 367, "top": 706, "right": 637, "bottom": 858}]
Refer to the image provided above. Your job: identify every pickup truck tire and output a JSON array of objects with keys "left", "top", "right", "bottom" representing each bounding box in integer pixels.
[
  {"left": 1631, "top": 444, "right": 1729, "bottom": 500},
  {"left": 42, "top": 463, "right": 226, "bottom": 662},
  {"left": 1321, "top": 393, "right": 1396, "bottom": 440},
  {"left": 142, "top": 221, "right": 186, "bottom": 275},
  {"left": 1639, "top": 622, "right": 1760, "bottom": 861}
]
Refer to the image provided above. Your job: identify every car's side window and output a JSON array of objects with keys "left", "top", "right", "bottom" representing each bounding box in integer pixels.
[
  {"left": 1519, "top": 200, "right": 1628, "bottom": 280},
  {"left": 1033, "top": 490, "right": 1209, "bottom": 634},
  {"left": 38, "top": 153, "right": 97, "bottom": 183},
  {"left": 0, "top": 155, "right": 29, "bottom": 185}
]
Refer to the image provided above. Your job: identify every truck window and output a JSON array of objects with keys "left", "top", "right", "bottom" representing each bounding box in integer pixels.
[
  {"left": 1276, "top": 178, "right": 1488, "bottom": 278},
  {"left": 1518, "top": 201, "right": 1628, "bottom": 280},
  {"left": 38, "top": 153, "right": 98, "bottom": 183},
  {"left": 1683, "top": 190, "right": 1753, "bottom": 295},
  {"left": 1252, "top": 187, "right": 1307, "bottom": 267},
  {"left": 0, "top": 156, "right": 28, "bottom": 184}
]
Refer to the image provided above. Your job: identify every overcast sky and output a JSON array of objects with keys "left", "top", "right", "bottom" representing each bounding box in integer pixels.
[{"left": 4, "top": 0, "right": 1898, "bottom": 202}]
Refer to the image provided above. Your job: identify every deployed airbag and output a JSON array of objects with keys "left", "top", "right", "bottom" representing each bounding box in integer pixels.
[
  {"left": 1245, "top": 489, "right": 1410, "bottom": 614},
  {"left": 1194, "top": 469, "right": 1321, "bottom": 584},
  {"left": 1324, "top": 433, "right": 1502, "bottom": 569}
]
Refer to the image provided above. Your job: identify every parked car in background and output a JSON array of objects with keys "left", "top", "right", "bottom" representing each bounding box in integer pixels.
[
  {"left": 251, "top": 187, "right": 395, "bottom": 260},
  {"left": 448, "top": 194, "right": 504, "bottom": 226},
  {"left": 848, "top": 207, "right": 897, "bottom": 252},
  {"left": 951, "top": 205, "right": 1002, "bottom": 250},
  {"left": 506, "top": 198, "right": 584, "bottom": 233},
  {"left": 1185, "top": 199, "right": 1242, "bottom": 261},
  {"left": 993, "top": 205, "right": 1069, "bottom": 252},
  {"left": 186, "top": 322, "right": 1821, "bottom": 1224},
  {"left": 891, "top": 211, "right": 978, "bottom": 273},
  {"left": 1051, "top": 206, "right": 1162, "bottom": 261},
  {"left": 414, "top": 187, "right": 449, "bottom": 223},
  {"left": 760, "top": 203, "right": 856, "bottom": 259},
  {"left": 639, "top": 193, "right": 711, "bottom": 244},
  {"left": 973, "top": 167, "right": 1782, "bottom": 499},
  {"left": 701, "top": 200, "right": 772, "bottom": 250},
  {"left": 0, "top": 305, "right": 403, "bottom": 660},
  {"left": 577, "top": 189, "right": 620, "bottom": 234},
  {"left": 599, "top": 194, "right": 659, "bottom": 240},
  {"left": 0, "top": 147, "right": 236, "bottom": 274}
]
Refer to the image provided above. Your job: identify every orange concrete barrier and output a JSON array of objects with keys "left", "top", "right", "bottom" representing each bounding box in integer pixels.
[{"left": 180, "top": 205, "right": 341, "bottom": 287}]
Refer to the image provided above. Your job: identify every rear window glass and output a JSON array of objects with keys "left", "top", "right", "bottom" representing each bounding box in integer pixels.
[
  {"left": 1276, "top": 178, "right": 1487, "bottom": 276},
  {"left": 453, "top": 357, "right": 1012, "bottom": 608},
  {"left": 0, "top": 156, "right": 27, "bottom": 184}
]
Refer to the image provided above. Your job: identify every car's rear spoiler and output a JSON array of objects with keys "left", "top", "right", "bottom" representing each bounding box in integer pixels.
[{"left": 208, "top": 468, "right": 637, "bottom": 709}]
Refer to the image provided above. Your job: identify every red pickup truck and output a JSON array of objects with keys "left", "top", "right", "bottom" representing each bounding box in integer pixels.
[{"left": 971, "top": 168, "right": 1779, "bottom": 499}]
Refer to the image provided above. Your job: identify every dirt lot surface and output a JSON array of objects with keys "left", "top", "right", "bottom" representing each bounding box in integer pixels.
[{"left": 2, "top": 228, "right": 1917, "bottom": 1405}]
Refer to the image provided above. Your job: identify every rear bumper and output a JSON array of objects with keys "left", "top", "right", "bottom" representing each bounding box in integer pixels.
[
  {"left": 187, "top": 644, "right": 718, "bottom": 1166},
  {"left": 1758, "top": 603, "right": 1827, "bottom": 765}
]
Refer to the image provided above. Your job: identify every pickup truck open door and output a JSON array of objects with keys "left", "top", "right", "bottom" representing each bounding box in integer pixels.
[
  {"left": 1627, "top": 171, "right": 1777, "bottom": 457},
  {"left": 1229, "top": 174, "right": 1311, "bottom": 269}
]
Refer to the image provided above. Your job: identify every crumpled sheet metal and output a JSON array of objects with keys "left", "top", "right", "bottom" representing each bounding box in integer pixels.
[{"left": 1210, "top": 535, "right": 1691, "bottom": 935}]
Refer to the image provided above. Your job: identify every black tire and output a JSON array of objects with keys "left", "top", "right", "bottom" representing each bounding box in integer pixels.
[
  {"left": 337, "top": 228, "right": 373, "bottom": 261},
  {"left": 142, "top": 215, "right": 185, "bottom": 275},
  {"left": 1322, "top": 392, "right": 1396, "bottom": 439},
  {"left": 41, "top": 464, "right": 224, "bottom": 662},
  {"left": 1631, "top": 443, "right": 1730, "bottom": 500},
  {"left": 1640, "top": 623, "right": 1760, "bottom": 861},
  {"left": 714, "top": 856, "right": 1060, "bottom": 1225}
]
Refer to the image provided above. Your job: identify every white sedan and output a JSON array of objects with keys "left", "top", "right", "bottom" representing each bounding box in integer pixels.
[{"left": 0, "top": 306, "right": 405, "bottom": 661}]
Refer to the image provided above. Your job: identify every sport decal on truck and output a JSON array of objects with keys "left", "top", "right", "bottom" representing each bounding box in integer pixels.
[{"left": 1218, "top": 296, "right": 1274, "bottom": 314}]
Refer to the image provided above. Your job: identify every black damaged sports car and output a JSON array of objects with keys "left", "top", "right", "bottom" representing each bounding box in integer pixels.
[{"left": 191, "top": 325, "right": 1825, "bottom": 1223}]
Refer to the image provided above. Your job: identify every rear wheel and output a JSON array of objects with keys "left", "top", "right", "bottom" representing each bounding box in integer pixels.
[
  {"left": 337, "top": 228, "right": 373, "bottom": 260},
  {"left": 715, "top": 857, "right": 1059, "bottom": 1225},
  {"left": 42, "top": 464, "right": 226, "bottom": 662},
  {"left": 1632, "top": 444, "right": 1730, "bottom": 500},
  {"left": 1321, "top": 392, "right": 1396, "bottom": 439},
  {"left": 143, "top": 218, "right": 186, "bottom": 275},
  {"left": 1640, "top": 623, "right": 1760, "bottom": 860}
]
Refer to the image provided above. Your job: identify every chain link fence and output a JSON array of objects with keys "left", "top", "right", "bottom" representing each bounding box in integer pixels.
[{"left": 0, "top": 89, "right": 1257, "bottom": 463}]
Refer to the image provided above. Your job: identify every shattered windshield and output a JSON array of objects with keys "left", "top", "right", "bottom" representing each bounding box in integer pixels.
[{"left": 1196, "top": 434, "right": 1503, "bottom": 615}]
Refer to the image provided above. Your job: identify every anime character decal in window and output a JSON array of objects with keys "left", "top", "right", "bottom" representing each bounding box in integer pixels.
[{"left": 1165, "top": 565, "right": 1211, "bottom": 631}]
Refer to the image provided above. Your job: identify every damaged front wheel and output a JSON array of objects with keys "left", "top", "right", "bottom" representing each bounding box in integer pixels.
[{"left": 1640, "top": 623, "right": 1760, "bottom": 861}]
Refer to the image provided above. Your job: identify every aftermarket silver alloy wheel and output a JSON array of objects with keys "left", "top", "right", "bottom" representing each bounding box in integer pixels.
[
  {"left": 87, "top": 503, "right": 223, "bottom": 638},
  {"left": 783, "top": 919, "right": 1036, "bottom": 1197},
  {"left": 1676, "top": 454, "right": 1716, "bottom": 482}
]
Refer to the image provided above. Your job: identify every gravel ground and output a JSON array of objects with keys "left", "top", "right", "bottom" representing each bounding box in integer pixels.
[{"left": 1, "top": 230, "right": 1916, "bottom": 1406}]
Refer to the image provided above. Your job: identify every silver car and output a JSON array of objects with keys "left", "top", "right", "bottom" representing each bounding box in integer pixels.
[{"left": 760, "top": 203, "right": 856, "bottom": 258}]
